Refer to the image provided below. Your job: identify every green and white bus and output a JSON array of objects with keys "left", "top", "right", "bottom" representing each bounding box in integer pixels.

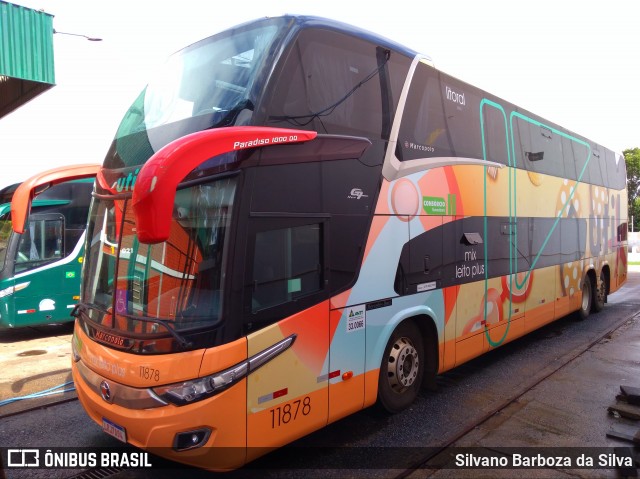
[{"left": 0, "top": 164, "right": 98, "bottom": 329}]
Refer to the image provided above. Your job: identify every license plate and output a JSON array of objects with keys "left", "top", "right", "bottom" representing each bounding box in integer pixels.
[{"left": 102, "top": 418, "right": 127, "bottom": 443}]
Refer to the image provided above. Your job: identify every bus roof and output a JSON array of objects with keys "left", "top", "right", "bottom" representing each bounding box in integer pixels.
[
  {"left": 186, "top": 14, "right": 424, "bottom": 62},
  {"left": 279, "top": 15, "right": 424, "bottom": 60},
  {"left": 11, "top": 163, "right": 100, "bottom": 234}
]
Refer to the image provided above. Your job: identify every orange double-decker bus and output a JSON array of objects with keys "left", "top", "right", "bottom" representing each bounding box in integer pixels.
[{"left": 71, "top": 15, "right": 627, "bottom": 470}]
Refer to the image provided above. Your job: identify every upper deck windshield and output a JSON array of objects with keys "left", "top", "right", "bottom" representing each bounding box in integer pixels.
[
  {"left": 108, "top": 20, "right": 281, "bottom": 169},
  {"left": 81, "top": 177, "right": 236, "bottom": 353}
]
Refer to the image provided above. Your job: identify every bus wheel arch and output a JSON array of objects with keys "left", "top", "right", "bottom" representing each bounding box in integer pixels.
[
  {"left": 414, "top": 315, "right": 439, "bottom": 391},
  {"left": 376, "top": 315, "right": 438, "bottom": 414}
]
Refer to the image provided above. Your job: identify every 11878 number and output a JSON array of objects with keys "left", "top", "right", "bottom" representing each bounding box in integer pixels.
[
  {"left": 270, "top": 397, "right": 311, "bottom": 428},
  {"left": 139, "top": 366, "right": 160, "bottom": 382}
]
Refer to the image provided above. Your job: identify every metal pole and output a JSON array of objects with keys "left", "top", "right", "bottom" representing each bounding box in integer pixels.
[{"left": 53, "top": 29, "right": 102, "bottom": 41}]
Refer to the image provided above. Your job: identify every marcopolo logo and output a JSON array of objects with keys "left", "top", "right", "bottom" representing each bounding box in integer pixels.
[{"left": 423, "top": 194, "right": 457, "bottom": 215}]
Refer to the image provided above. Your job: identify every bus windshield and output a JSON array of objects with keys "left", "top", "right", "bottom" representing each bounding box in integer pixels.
[
  {"left": 82, "top": 176, "right": 236, "bottom": 352},
  {"left": 110, "top": 22, "right": 279, "bottom": 168},
  {"left": 0, "top": 211, "right": 11, "bottom": 270}
]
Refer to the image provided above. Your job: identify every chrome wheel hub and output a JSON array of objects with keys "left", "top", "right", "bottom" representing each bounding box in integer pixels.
[
  {"left": 581, "top": 281, "right": 589, "bottom": 311},
  {"left": 387, "top": 337, "right": 419, "bottom": 391}
]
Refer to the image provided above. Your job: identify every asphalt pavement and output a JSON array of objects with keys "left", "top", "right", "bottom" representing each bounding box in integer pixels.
[{"left": 1, "top": 266, "right": 640, "bottom": 478}]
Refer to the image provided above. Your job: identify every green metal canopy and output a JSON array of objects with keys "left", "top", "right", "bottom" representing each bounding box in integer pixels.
[{"left": 0, "top": 1, "right": 55, "bottom": 119}]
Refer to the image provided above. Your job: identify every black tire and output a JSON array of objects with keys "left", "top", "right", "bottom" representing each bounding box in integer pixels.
[
  {"left": 593, "top": 270, "right": 606, "bottom": 313},
  {"left": 377, "top": 321, "right": 424, "bottom": 414},
  {"left": 577, "top": 274, "right": 593, "bottom": 320}
]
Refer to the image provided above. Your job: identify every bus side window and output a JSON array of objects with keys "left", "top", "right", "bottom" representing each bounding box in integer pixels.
[
  {"left": 482, "top": 104, "right": 509, "bottom": 166},
  {"left": 396, "top": 64, "right": 447, "bottom": 162},
  {"left": 589, "top": 147, "right": 605, "bottom": 187},
  {"left": 569, "top": 139, "right": 591, "bottom": 184},
  {"left": 0, "top": 218, "right": 11, "bottom": 271},
  {"left": 514, "top": 117, "right": 564, "bottom": 178},
  {"left": 251, "top": 223, "right": 323, "bottom": 314},
  {"left": 15, "top": 217, "right": 64, "bottom": 273},
  {"left": 396, "top": 64, "right": 483, "bottom": 163},
  {"left": 607, "top": 150, "right": 626, "bottom": 190},
  {"left": 64, "top": 228, "right": 84, "bottom": 256}
]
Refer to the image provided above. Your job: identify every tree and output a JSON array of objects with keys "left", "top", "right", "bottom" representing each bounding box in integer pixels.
[{"left": 625, "top": 147, "right": 640, "bottom": 232}]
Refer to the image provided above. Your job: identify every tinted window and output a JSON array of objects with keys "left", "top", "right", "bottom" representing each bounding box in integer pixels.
[
  {"left": 0, "top": 215, "right": 11, "bottom": 271},
  {"left": 397, "top": 63, "right": 482, "bottom": 162},
  {"left": 481, "top": 103, "right": 509, "bottom": 165},
  {"left": 596, "top": 148, "right": 609, "bottom": 187},
  {"left": 252, "top": 223, "right": 323, "bottom": 313},
  {"left": 513, "top": 116, "right": 564, "bottom": 177},
  {"left": 607, "top": 150, "right": 627, "bottom": 190},
  {"left": 15, "top": 217, "right": 64, "bottom": 273},
  {"left": 397, "top": 215, "right": 588, "bottom": 290},
  {"left": 530, "top": 217, "right": 560, "bottom": 269},
  {"left": 588, "top": 147, "right": 604, "bottom": 186},
  {"left": 571, "top": 140, "right": 591, "bottom": 184},
  {"left": 267, "top": 28, "right": 410, "bottom": 139}
]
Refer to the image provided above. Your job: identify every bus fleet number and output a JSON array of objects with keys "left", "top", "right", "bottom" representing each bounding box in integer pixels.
[
  {"left": 139, "top": 366, "right": 160, "bottom": 382},
  {"left": 270, "top": 397, "right": 311, "bottom": 428}
]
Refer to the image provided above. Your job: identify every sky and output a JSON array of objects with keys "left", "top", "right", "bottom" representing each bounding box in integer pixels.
[{"left": 1, "top": 0, "right": 638, "bottom": 186}]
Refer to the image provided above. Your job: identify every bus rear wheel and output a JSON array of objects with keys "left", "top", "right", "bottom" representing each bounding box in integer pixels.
[
  {"left": 577, "top": 274, "right": 593, "bottom": 320},
  {"left": 377, "top": 321, "right": 424, "bottom": 414},
  {"left": 593, "top": 270, "right": 606, "bottom": 313}
]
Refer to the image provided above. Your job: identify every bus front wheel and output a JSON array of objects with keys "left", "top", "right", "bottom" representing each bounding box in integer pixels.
[{"left": 377, "top": 321, "right": 424, "bottom": 414}]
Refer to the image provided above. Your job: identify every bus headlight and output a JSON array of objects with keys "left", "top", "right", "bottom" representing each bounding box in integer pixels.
[
  {"left": 152, "top": 334, "right": 295, "bottom": 406},
  {"left": 152, "top": 362, "right": 248, "bottom": 406}
]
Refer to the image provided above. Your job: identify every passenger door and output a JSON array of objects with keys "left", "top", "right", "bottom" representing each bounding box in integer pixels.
[
  {"left": 13, "top": 213, "right": 71, "bottom": 326},
  {"left": 245, "top": 217, "right": 330, "bottom": 459}
]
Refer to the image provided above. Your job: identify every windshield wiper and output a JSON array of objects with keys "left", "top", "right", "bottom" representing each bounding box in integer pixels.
[
  {"left": 213, "top": 98, "right": 255, "bottom": 127},
  {"left": 72, "top": 302, "right": 193, "bottom": 350}
]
